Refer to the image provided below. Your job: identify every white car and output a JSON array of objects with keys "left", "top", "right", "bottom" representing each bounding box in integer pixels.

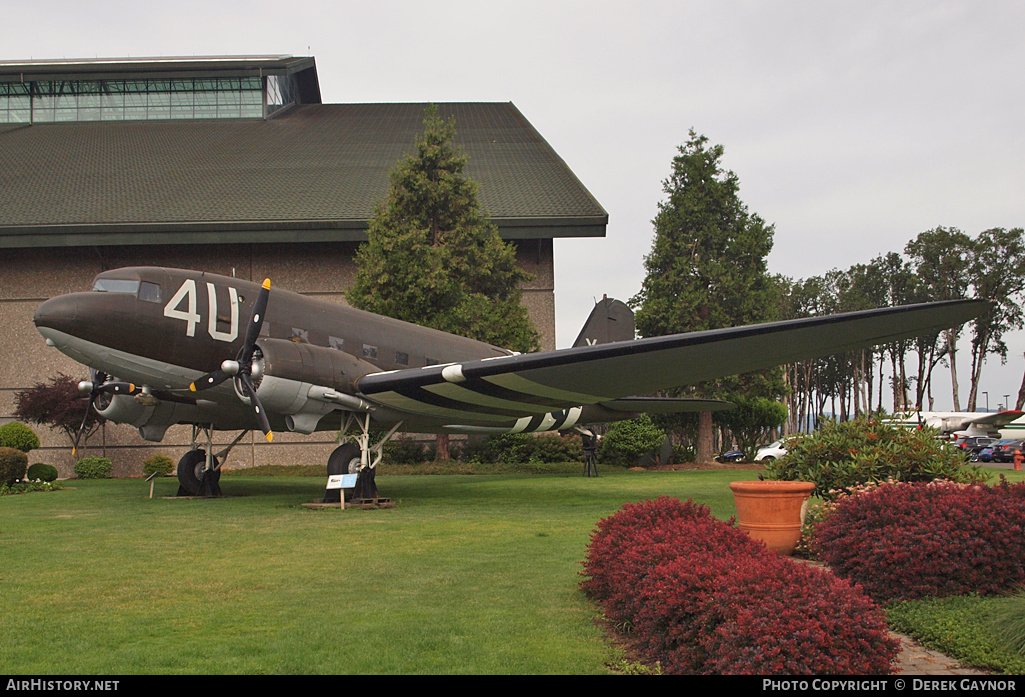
[{"left": 753, "top": 439, "right": 790, "bottom": 461}]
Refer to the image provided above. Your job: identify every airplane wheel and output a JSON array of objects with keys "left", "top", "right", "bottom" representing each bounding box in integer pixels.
[
  {"left": 328, "top": 443, "right": 362, "bottom": 475},
  {"left": 177, "top": 449, "right": 219, "bottom": 496},
  {"left": 327, "top": 443, "right": 361, "bottom": 503}
]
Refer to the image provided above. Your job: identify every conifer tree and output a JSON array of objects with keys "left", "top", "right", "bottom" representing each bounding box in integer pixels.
[
  {"left": 348, "top": 105, "right": 540, "bottom": 458},
  {"left": 348, "top": 105, "right": 539, "bottom": 353},
  {"left": 631, "top": 131, "right": 780, "bottom": 461}
]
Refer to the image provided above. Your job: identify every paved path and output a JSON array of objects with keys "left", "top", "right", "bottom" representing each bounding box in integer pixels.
[{"left": 893, "top": 633, "right": 987, "bottom": 675}]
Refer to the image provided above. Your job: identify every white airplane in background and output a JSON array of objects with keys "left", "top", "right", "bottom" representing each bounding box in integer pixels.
[{"left": 886, "top": 409, "right": 1025, "bottom": 440}]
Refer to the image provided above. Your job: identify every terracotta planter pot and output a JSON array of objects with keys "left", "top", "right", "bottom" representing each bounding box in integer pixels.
[{"left": 729, "top": 479, "right": 816, "bottom": 555}]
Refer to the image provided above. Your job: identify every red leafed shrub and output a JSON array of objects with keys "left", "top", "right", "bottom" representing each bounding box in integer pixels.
[
  {"left": 807, "top": 479, "right": 1025, "bottom": 602},
  {"left": 813, "top": 478, "right": 1025, "bottom": 603},
  {"left": 581, "top": 497, "right": 899, "bottom": 675},
  {"left": 580, "top": 497, "right": 763, "bottom": 623}
]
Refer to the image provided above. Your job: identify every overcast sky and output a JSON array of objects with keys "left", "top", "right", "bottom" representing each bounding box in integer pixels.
[{"left": 7, "top": 0, "right": 1025, "bottom": 412}]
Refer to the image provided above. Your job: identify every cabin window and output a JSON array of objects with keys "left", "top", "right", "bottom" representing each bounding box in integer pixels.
[
  {"left": 92, "top": 278, "right": 140, "bottom": 294},
  {"left": 425, "top": 357, "right": 440, "bottom": 366},
  {"left": 395, "top": 351, "right": 409, "bottom": 366},
  {"left": 139, "top": 281, "right": 162, "bottom": 303},
  {"left": 329, "top": 336, "right": 344, "bottom": 351},
  {"left": 362, "top": 344, "right": 378, "bottom": 359}
]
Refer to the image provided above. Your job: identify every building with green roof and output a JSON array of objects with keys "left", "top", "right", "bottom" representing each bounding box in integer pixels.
[{"left": 0, "top": 55, "right": 607, "bottom": 474}]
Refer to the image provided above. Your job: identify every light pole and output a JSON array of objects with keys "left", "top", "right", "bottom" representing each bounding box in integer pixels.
[
  {"left": 1004, "top": 395, "right": 1011, "bottom": 413},
  {"left": 983, "top": 391, "right": 989, "bottom": 412}
]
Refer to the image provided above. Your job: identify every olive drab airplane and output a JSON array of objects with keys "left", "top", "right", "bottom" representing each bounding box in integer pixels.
[{"left": 33, "top": 267, "right": 989, "bottom": 498}]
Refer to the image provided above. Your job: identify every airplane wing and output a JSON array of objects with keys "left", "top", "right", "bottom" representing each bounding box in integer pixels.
[
  {"left": 961, "top": 410, "right": 1025, "bottom": 427},
  {"left": 356, "top": 299, "right": 989, "bottom": 421}
]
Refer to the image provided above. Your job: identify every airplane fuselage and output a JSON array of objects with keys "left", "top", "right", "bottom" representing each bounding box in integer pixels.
[{"left": 34, "top": 267, "right": 514, "bottom": 438}]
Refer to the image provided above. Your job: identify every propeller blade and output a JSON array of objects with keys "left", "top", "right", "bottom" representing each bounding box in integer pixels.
[
  {"left": 95, "top": 381, "right": 136, "bottom": 395},
  {"left": 71, "top": 402, "right": 90, "bottom": 456},
  {"left": 238, "top": 372, "right": 273, "bottom": 442},
  {"left": 241, "top": 279, "right": 271, "bottom": 366},
  {"left": 72, "top": 371, "right": 115, "bottom": 456},
  {"left": 189, "top": 370, "right": 231, "bottom": 392}
]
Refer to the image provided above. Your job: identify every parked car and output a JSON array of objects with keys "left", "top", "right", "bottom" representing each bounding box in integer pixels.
[
  {"left": 950, "top": 435, "right": 997, "bottom": 460},
  {"left": 976, "top": 441, "right": 1007, "bottom": 463},
  {"left": 992, "top": 439, "right": 1025, "bottom": 463},
  {"left": 753, "top": 438, "right": 793, "bottom": 462},
  {"left": 715, "top": 449, "right": 746, "bottom": 463}
]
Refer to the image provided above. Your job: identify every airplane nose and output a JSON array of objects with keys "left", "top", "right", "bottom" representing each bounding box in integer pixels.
[{"left": 34, "top": 294, "right": 79, "bottom": 335}]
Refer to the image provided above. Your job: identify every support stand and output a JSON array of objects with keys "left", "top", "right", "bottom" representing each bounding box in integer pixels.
[{"left": 582, "top": 434, "right": 599, "bottom": 478}]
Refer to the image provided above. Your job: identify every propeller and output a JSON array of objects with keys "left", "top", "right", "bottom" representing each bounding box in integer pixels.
[
  {"left": 189, "top": 279, "right": 274, "bottom": 443},
  {"left": 73, "top": 370, "right": 137, "bottom": 456}
]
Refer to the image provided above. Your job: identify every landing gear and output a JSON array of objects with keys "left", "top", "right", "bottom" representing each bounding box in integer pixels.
[
  {"left": 331, "top": 412, "right": 402, "bottom": 504},
  {"left": 175, "top": 426, "right": 249, "bottom": 498},
  {"left": 582, "top": 433, "right": 599, "bottom": 478},
  {"left": 323, "top": 442, "right": 361, "bottom": 503},
  {"left": 176, "top": 449, "right": 221, "bottom": 497}
]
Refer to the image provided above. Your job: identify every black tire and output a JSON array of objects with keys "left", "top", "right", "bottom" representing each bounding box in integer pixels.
[
  {"left": 327, "top": 443, "right": 362, "bottom": 475},
  {"left": 177, "top": 449, "right": 219, "bottom": 496},
  {"left": 326, "top": 443, "right": 362, "bottom": 502}
]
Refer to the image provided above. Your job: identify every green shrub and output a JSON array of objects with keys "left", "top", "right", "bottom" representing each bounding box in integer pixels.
[
  {"left": 469, "top": 432, "right": 583, "bottom": 464},
  {"left": 599, "top": 415, "right": 666, "bottom": 467},
  {"left": 985, "top": 587, "right": 1025, "bottom": 658},
  {"left": 0, "top": 422, "right": 40, "bottom": 453},
  {"left": 382, "top": 436, "right": 434, "bottom": 464},
  {"left": 1, "top": 479, "right": 61, "bottom": 495},
  {"left": 26, "top": 462, "right": 59, "bottom": 482},
  {"left": 763, "top": 417, "right": 987, "bottom": 499},
  {"left": 142, "top": 454, "right": 174, "bottom": 477},
  {"left": 74, "top": 456, "right": 113, "bottom": 479},
  {"left": 0, "top": 446, "right": 29, "bottom": 485}
]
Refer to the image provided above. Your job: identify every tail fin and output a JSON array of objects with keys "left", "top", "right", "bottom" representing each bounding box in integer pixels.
[{"left": 572, "top": 296, "right": 635, "bottom": 347}]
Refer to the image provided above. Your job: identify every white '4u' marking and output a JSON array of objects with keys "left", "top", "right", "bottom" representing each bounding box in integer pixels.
[{"left": 163, "top": 279, "right": 239, "bottom": 342}]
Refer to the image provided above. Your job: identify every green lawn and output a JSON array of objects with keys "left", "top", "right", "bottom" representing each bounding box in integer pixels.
[{"left": 0, "top": 468, "right": 754, "bottom": 675}]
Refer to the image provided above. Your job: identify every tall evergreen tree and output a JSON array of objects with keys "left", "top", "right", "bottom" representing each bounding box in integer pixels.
[
  {"left": 631, "top": 131, "right": 780, "bottom": 461},
  {"left": 348, "top": 105, "right": 539, "bottom": 458},
  {"left": 348, "top": 104, "right": 539, "bottom": 353}
]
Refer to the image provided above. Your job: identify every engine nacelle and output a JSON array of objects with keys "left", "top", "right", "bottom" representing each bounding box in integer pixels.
[
  {"left": 241, "top": 338, "right": 379, "bottom": 433},
  {"left": 94, "top": 393, "right": 151, "bottom": 426},
  {"left": 94, "top": 394, "right": 181, "bottom": 442},
  {"left": 256, "top": 338, "right": 378, "bottom": 394}
]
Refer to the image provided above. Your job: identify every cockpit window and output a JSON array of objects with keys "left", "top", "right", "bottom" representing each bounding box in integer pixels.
[
  {"left": 139, "top": 281, "right": 162, "bottom": 303},
  {"left": 92, "top": 279, "right": 140, "bottom": 294}
]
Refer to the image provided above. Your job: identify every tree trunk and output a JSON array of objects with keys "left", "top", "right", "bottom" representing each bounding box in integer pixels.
[
  {"left": 696, "top": 411, "right": 715, "bottom": 463},
  {"left": 947, "top": 330, "right": 961, "bottom": 411},
  {"left": 1016, "top": 352, "right": 1025, "bottom": 411},
  {"left": 435, "top": 433, "right": 450, "bottom": 461}
]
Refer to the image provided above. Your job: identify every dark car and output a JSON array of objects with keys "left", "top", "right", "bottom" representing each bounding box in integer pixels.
[
  {"left": 976, "top": 441, "right": 1009, "bottom": 463},
  {"left": 715, "top": 449, "right": 745, "bottom": 463},
  {"left": 992, "top": 439, "right": 1025, "bottom": 463},
  {"left": 951, "top": 435, "right": 997, "bottom": 460}
]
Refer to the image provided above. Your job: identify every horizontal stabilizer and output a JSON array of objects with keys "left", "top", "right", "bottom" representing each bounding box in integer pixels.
[{"left": 599, "top": 397, "right": 734, "bottom": 414}]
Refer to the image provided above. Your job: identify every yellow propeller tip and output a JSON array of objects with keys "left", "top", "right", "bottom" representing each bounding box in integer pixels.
[
  {"left": 189, "top": 383, "right": 197, "bottom": 392},
  {"left": 262, "top": 279, "right": 271, "bottom": 289},
  {"left": 266, "top": 432, "right": 274, "bottom": 443}
]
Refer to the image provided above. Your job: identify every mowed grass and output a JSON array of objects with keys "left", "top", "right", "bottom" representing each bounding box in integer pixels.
[{"left": 0, "top": 468, "right": 752, "bottom": 675}]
